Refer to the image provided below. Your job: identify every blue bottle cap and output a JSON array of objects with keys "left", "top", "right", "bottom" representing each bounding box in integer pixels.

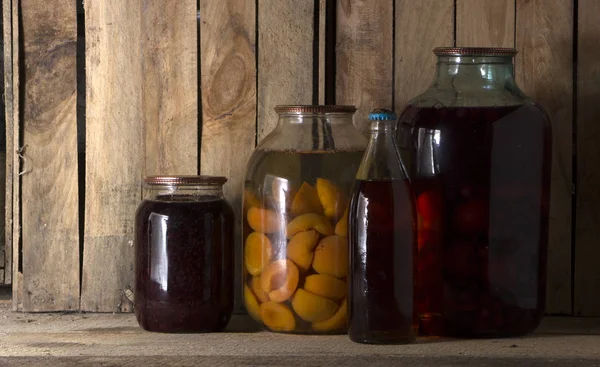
[{"left": 368, "top": 108, "right": 397, "bottom": 121}]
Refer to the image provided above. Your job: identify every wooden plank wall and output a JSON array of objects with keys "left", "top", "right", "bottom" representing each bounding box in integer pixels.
[{"left": 4, "top": 0, "right": 599, "bottom": 315}]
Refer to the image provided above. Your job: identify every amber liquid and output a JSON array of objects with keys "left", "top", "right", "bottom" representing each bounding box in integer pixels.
[
  {"left": 135, "top": 195, "right": 235, "bottom": 332},
  {"left": 399, "top": 105, "right": 551, "bottom": 337},
  {"left": 348, "top": 179, "right": 417, "bottom": 344}
]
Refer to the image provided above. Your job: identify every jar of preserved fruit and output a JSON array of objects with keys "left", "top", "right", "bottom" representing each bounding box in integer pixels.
[
  {"left": 397, "top": 47, "right": 551, "bottom": 337},
  {"left": 242, "top": 105, "right": 367, "bottom": 334},
  {"left": 135, "top": 176, "right": 235, "bottom": 333}
]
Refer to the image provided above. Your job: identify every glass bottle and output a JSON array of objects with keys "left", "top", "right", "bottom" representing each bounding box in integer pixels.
[
  {"left": 348, "top": 109, "right": 417, "bottom": 344},
  {"left": 134, "top": 176, "right": 235, "bottom": 332},
  {"left": 242, "top": 105, "right": 367, "bottom": 334},
  {"left": 397, "top": 47, "right": 552, "bottom": 337}
]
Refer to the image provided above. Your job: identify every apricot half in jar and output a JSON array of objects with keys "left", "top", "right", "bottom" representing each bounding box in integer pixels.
[
  {"left": 243, "top": 188, "right": 261, "bottom": 212},
  {"left": 291, "top": 182, "right": 324, "bottom": 216},
  {"left": 312, "top": 235, "right": 348, "bottom": 278},
  {"left": 312, "top": 298, "right": 347, "bottom": 332},
  {"left": 260, "top": 301, "right": 296, "bottom": 332},
  {"left": 304, "top": 274, "right": 346, "bottom": 300},
  {"left": 260, "top": 259, "right": 299, "bottom": 303},
  {"left": 244, "top": 284, "right": 261, "bottom": 322},
  {"left": 286, "top": 213, "right": 334, "bottom": 239},
  {"left": 334, "top": 207, "right": 349, "bottom": 237},
  {"left": 291, "top": 288, "right": 338, "bottom": 323},
  {"left": 244, "top": 232, "right": 273, "bottom": 276},
  {"left": 251, "top": 275, "right": 269, "bottom": 303},
  {"left": 287, "top": 230, "right": 320, "bottom": 271},
  {"left": 316, "top": 178, "right": 347, "bottom": 220},
  {"left": 247, "top": 207, "right": 282, "bottom": 234}
]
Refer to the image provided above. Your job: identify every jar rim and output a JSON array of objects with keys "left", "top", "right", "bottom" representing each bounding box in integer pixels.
[
  {"left": 274, "top": 105, "right": 357, "bottom": 114},
  {"left": 433, "top": 47, "right": 517, "bottom": 57},
  {"left": 144, "top": 175, "right": 227, "bottom": 186}
]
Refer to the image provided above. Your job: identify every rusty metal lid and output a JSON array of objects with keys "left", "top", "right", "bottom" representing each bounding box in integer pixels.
[
  {"left": 274, "top": 105, "right": 357, "bottom": 114},
  {"left": 434, "top": 47, "right": 517, "bottom": 57},
  {"left": 144, "top": 175, "right": 227, "bottom": 186}
]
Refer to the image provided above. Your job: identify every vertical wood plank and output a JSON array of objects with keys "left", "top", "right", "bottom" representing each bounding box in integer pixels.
[
  {"left": 456, "top": 0, "right": 515, "bottom": 47},
  {"left": 318, "top": 0, "right": 326, "bottom": 105},
  {"left": 516, "top": 0, "right": 573, "bottom": 314},
  {"left": 199, "top": 0, "right": 256, "bottom": 311},
  {"left": 575, "top": 0, "right": 600, "bottom": 317},
  {"left": 395, "top": 0, "right": 454, "bottom": 111},
  {"left": 20, "top": 0, "right": 80, "bottom": 311},
  {"left": 257, "top": 0, "right": 315, "bottom": 141},
  {"left": 82, "top": 0, "right": 142, "bottom": 312},
  {"left": 0, "top": 3, "right": 5, "bottom": 284},
  {"left": 336, "top": 0, "right": 393, "bottom": 132},
  {"left": 141, "top": 0, "right": 198, "bottom": 176},
  {"left": 2, "top": 0, "right": 13, "bottom": 286}
]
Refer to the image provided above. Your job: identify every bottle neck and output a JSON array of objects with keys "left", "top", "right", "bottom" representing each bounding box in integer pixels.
[
  {"left": 144, "top": 184, "right": 224, "bottom": 201},
  {"left": 433, "top": 55, "right": 517, "bottom": 92},
  {"left": 356, "top": 121, "right": 408, "bottom": 181}
]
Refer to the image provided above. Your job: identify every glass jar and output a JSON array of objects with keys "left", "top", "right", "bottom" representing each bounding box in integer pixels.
[
  {"left": 134, "top": 176, "right": 235, "bottom": 333},
  {"left": 242, "top": 105, "right": 367, "bottom": 334},
  {"left": 397, "top": 47, "right": 551, "bottom": 337},
  {"left": 348, "top": 109, "right": 417, "bottom": 344}
]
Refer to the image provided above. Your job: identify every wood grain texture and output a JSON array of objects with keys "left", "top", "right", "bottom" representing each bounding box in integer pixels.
[
  {"left": 2, "top": 0, "right": 13, "bottom": 286},
  {"left": 81, "top": 0, "right": 143, "bottom": 312},
  {"left": 257, "top": 0, "right": 314, "bottom": 141},
  {"left": 141, "top": 0, "right": 198, "bottom": 176},
  {"left": 199, "top": 0, "right": 256, "bottom": 311},
  {"left": 318, "top": 0, "right": 326, "bottom": 104},
  {"left": 395, "top": 0, "right": 454, "bottom": 111},
  {"left": 20, "top": 0, "right": 80, "bottom": 311},
  {"left": 515, "top": 0, "right": 573, "bottom": 315},
  {"left": 336, "top": 0, "right": 393, "bottom": 132},
  {"left": 456, "top": 0, "right": 515, "bottom": 47},
  {"left": 575, "top": 0, "right": 600, "bottom": 317}
]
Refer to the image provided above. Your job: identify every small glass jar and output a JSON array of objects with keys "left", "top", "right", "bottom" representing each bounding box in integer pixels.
[
  {"left": 134, "top": 176, "right": 235, "bottom": 333},
  {"left": 242, "top": 105, "right": 367, "bottom": 334},
  {"left": 397, "top": 47, "right": 551, "bottom": 337}
]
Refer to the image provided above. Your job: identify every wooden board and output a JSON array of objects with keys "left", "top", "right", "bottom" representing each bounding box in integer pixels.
[
  {"left": 575, "top": 0, "right": 600, "bottom": 317},
  {"left": 199, "top": 0, "right": 256, "bottom": 311},
  {"left": 456, "top": 0, "right": 515, "bottom": 47},
  {"left": 81, "top": 0, "right": 143, "bottom": 312},
  {"left": 257, "top": 0, "right": 315, "bottom": 141},
  {"left": 141, "top": 0, "right": 198, "bottom": 176},
  {"left": 336, "top": 0, "right": 393, "bottom": 132},
  {"left": 19, "top": 0, "right": 80, "bottom": 311},
  {"left": 395, "top": 0, "right": 454, "bottom": 111},
  {"left": 2, "top": 0, "right": 13, "bottom": 287},
  {"left": 515, "top": 0, "right": 573, "bottom": 315}
]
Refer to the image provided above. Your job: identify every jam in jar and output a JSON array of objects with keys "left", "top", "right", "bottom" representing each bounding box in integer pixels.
[{"left": 134, "top": 175, "right": 234, "bottom": 332}]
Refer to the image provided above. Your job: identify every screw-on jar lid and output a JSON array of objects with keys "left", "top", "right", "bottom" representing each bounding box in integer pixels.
[
  {"left": 368, "top": 108, "right": 397, "bottom": 121},
  {"left": 434, "top": 47, "right": 517, "bottom": 57},
  {"left": 274, "top": 105, "right": 357, "bottom": 114},
  {"left": 144, "top": 175, "right": 228, "bottom": 186}
]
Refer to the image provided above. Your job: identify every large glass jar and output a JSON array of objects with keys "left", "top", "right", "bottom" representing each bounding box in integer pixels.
[
  {"left": 397, "top": 47, "right": 551, "bottom": 337},
  {"left": 242, "top": 105, "right": 367, "bottom": 334},
  {"left": 135, "top": 176, "right": 235, "bottom": 333}
]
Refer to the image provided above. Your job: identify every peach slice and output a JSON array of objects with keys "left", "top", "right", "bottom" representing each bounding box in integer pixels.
[
  {"left": 304, "top": 274, "right": 346, "bottom": 300},
  {"left": 260, "top": 259, "right": 299, "bottom": 303},
  {"left": 291, "top": 288, "right": 339, "bottom": 323},
  {"left": 291, "top": 182, "right": 324, "bottom": 216},
  {"left": 244, "top": 284, "right": 261, "bottom": 322},
  {"left": 312, "top": 235, "right": 348, "bottom": 278},
  {"left": 316, "top": 178, "right": 347, "bottom": 220},
  {"left": 260, "top": 301, "right": 296, "bottom": 332},
  {"left": 247, "top": 207, "right": 282, "bottom": 234},
  {"left": 251, "top": 275, "right": 269, "bottom": 303},
  {"left": 244, "top": 232, "right": 273, "bottom": 276},
  {"left": 243, "top": 188, "right": 261, "bottom": 212},
  {"left": 286, "top": 213, "right": 334, "bottom": 239},
  {"left": 312, "top": 298, "right": 347, "bottom": 332},
  {"left": 287, "top": 230, "right": 320, "bottom": 271},
  {"left": 334, "top": 207, "right": 349, "bottom": 237}
]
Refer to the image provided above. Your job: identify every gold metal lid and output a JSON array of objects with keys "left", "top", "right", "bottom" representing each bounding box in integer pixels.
[
  {"left": 144, "top": 175, "right": 227, "bottom": 185},
  {"left": 434, "top": 47, "right": 517, "bottom": 57},
  {"left": 274, "top": 105, "right": 357, "bottom": 114}
]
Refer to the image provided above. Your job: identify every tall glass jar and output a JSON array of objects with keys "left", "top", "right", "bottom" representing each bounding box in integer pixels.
[
  {"left": 397, "top": 47, "right": 551, "bottom": 337},
  {"left": 135, "top": 176, "right": 235, "bottom": 333},
  {"left": 242, "top": 105, "right": 367, "bottom": 334}
]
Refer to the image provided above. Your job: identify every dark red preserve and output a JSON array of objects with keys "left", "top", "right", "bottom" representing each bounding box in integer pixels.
[{"left": 134, "top": 176, "right": 234, "bottom": 333}]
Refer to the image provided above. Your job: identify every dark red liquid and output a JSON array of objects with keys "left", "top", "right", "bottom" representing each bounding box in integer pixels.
[
  {"left": 398, "top": 104, "right": 551, "bottom": 337},
  {"left": 348, "top": 179, "right": 417, "bottom": 344},
  {"left": 134, "top": 195, "right": 234, "bottom": 333}
]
